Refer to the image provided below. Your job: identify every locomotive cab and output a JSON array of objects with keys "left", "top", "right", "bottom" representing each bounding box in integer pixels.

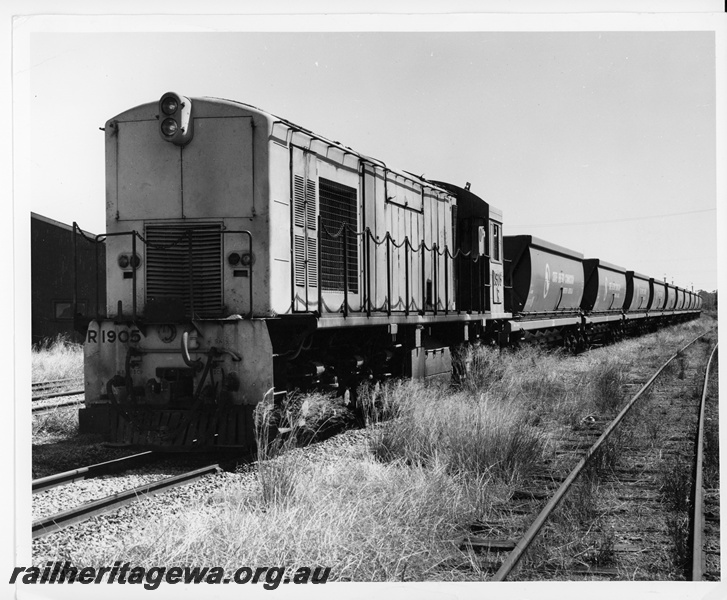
[{"left": 431, "top": 181, "right": 506, "bottom": 321}]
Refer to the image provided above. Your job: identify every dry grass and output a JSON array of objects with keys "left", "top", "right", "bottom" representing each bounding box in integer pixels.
[
  {"left": 363, "top": 379, "right": 545, "bottom": 482},
  {"left": 80, "top": 455, "right": 494, "bottom": 582},
  {"left": 660, "top": 458, "right": 691, "bottom": 513},
  {"left": 31, "top": 335, "right": 83, "bottom": 441},
  {"left": 253, "top": 389, "right": 355, "bottom": 507},
  {"left": 32, "top": 406, "right": 79, "bottom": 439},
  {"left": 589, "top": 361, "right": 625, "bottom": 415},
  {"left": 55, "top": 316, "right": 716, "bottom": 582},
  {"left": 31, "top": 335, "right": 83, "bottom": 382}
]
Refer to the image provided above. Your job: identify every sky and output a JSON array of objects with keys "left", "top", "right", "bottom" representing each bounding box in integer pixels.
[{"left": 20, "top": 21, "right": 721, "bottom": 292}]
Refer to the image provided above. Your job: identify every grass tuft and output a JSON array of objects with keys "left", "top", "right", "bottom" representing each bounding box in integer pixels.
[
  {"left": 660, "top": 459, "right": 691, "bottom": 513},
  {"left": 31, "top": 335, "right": 83, "bottom": 382},
  {"left": 368, "top": 379, "right": 545, "bottom": 482},
  {"left": 32, "top": 406, "right": 79, "bottom": 439},
  {"left": 666, "top": 514, "right": 690, "bottom": 578},
  {"left": 589, "top": 361, "right": 624, "bottom": 415}
]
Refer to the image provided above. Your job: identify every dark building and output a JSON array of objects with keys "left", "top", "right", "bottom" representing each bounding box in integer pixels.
[{"left": 31, "top": 212, "right": 106, "bottom": 345}]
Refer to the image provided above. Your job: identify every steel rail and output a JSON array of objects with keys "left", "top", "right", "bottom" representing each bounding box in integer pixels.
[
  {"left": 32, "top": 451, "right": 157, "bottom": 494},
  {"left": 32, "top": 398, "right": 84, "bottom": 413},
  {"left": 492, "top": 328, "right": 712, "bottom": 581},
  {"left": 691, "top": 342, "right": 718, "bottom": 581},
  {"left": 32, "top": 378, "right": 82, "bottom": 389},
  {"left": 32, "top": 389, "right": 84, "bottom": 402},
  {"left": 32, "top": 463, "right": 222, "bottom": 539}
]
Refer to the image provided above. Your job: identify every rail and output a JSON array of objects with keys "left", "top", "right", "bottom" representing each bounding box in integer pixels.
[
  {"left": 32, "top": 389, "right": 84, "bottom": 402},
  {"left": 32, "top": 378, "right": 82, "bottom": 390},
  {"left": 32, "top": 464, "right": 221, "bottom": 539},
  {"left": 32, "top": 398, "right": 85, "bottom": 413},
  {"left": 492, "top": 328, "right": 712, "bottom": 581},
  {"left": 691, "top": 342, "right": 718, "bottom": 581},
  {"left": 32, "top": 451, "right": 157, "bottom": 494}
]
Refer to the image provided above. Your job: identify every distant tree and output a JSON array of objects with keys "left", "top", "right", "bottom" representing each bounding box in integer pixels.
[{"left": 698, "top": 290, "right": 718, "bottom": 311}]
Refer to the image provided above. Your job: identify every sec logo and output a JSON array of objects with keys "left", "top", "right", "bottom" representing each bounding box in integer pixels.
[{"left": 544, "top": 264, "right": 550, "bottom": 297}]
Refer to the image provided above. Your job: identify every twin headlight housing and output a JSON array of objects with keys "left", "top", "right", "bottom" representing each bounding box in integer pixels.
[{"left": 158, "top": 92, "right": 194, "bottom": 146}]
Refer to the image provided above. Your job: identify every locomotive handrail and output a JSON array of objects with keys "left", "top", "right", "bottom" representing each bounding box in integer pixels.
[
  {"left": 133, "top": 229, "right": 190, "bottom": 251},
  {"left": 319, "top": 221, "right": 366, "bottom": 239},
  {"left": 365, "top": 228, "right": 372, "bottom": 317},
  {"left": 343, "top": 225, "right": 349, "bottom": 317},
  {"left": 314, "top": 216, "right": 497, "bottom": 318},
  {"left": 221, "top": 230, "right": 255, "bottom": 319},
  {"left": 72, "top": 223, "right": 106, "bottom": 326},
  {"left": 368, "top": 231, "right": 388, "bottom": 247},
  {"left": 389, "top": 232, "right": 408, "bottom": 249},
  {"left": 319, "top": 221, "right": 347, "bottom": 239},
  {"left": 73, "top": 224, "right": 254, "bottom": 324}
]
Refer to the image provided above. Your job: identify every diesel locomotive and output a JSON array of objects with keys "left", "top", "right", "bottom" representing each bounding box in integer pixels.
[{"left": 74, "top": 92, "right": 701, "bottom": 450}]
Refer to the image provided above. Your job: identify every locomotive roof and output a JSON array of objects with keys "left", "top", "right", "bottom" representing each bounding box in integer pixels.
[{"left": 110, "top": 95, "right": 465, "bottom": 201}]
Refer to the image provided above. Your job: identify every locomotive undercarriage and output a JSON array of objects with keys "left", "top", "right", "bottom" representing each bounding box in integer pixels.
[
  {"left": 80, "top": 316, "right": 505, "bottom": 450},
  {"left": 79, "top": 310, "right": 699, "bottom": 450},
  {"left": 271, "top": 319, "right": 501, "bottom": 399},
  {"left": 80, "top": 318, "right": 274, "bottom": 451}
]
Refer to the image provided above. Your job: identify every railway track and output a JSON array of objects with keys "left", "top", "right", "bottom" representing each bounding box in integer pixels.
[
  {"left": 32, "top": 377, "right": 84, "bottom": 413},
  {"left": 692, "top": 343, "right": 719, "bottom": 581},
  {"left": 458, "top": 328, "right": 718, "bottom": 581},
  {"left": 32, "top": 378, "right": 83, "bottom": 400},
  {"left": 32, "top": 397, "right": 84, "bottom": 414},
  {"left": 32, "top": 377, "right": 82, "bottom": 390},
  {"left": 32, "top": 463, "right": 222, "bottom": 539},
  {"left": 32, "top": 451, "right": 158, "bottom": 494}
]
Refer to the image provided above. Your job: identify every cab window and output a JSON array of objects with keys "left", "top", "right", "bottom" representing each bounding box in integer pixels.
[{"left": 490, "top": 222, "right": 501, "bottom": 262}]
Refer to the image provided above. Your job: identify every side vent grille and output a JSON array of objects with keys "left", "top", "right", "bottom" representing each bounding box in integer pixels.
[
  {"left": 145, "top": 224, "right": 223, "bottom": 318},
  {"left": 294, "top": 235, "right": 305, "bottom": 287},
  {"left": 293, "top": 234, "right": 318, "bottom": 288},
  {"left": 294, "top": 175, "right": 317, "bottom": 230}
]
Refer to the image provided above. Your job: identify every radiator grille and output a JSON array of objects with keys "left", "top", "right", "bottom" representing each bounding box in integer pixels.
[
  {"left": 145, "top": 224, "right": 223, "bottom": 318},
  {"left": 319, "top": 178, "right": 358, "bottom": 293}
]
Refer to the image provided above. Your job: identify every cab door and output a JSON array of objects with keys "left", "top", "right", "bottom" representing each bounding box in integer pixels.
[{"left": 489, "top": 219, "right": 504, "bottom": 311}]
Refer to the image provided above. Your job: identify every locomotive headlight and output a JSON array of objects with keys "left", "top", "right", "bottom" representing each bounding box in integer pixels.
[
  {"left": 161, "top": 97, "right": 179, "bottom": 115},
  {"left": 118, "top": 253, "right": 141, "bottom": 269},
  {"left": 158, "top": 92, "right": 193, "bottom": 146},
  {"left": 161, "top": 118, "right": 179, "bottom": 137},
  {"left": 228, "top": 252, "right": 241, "bottom": 266},
  {"left": 240, "top": 252, "right": 254, "bottom": 266}
]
